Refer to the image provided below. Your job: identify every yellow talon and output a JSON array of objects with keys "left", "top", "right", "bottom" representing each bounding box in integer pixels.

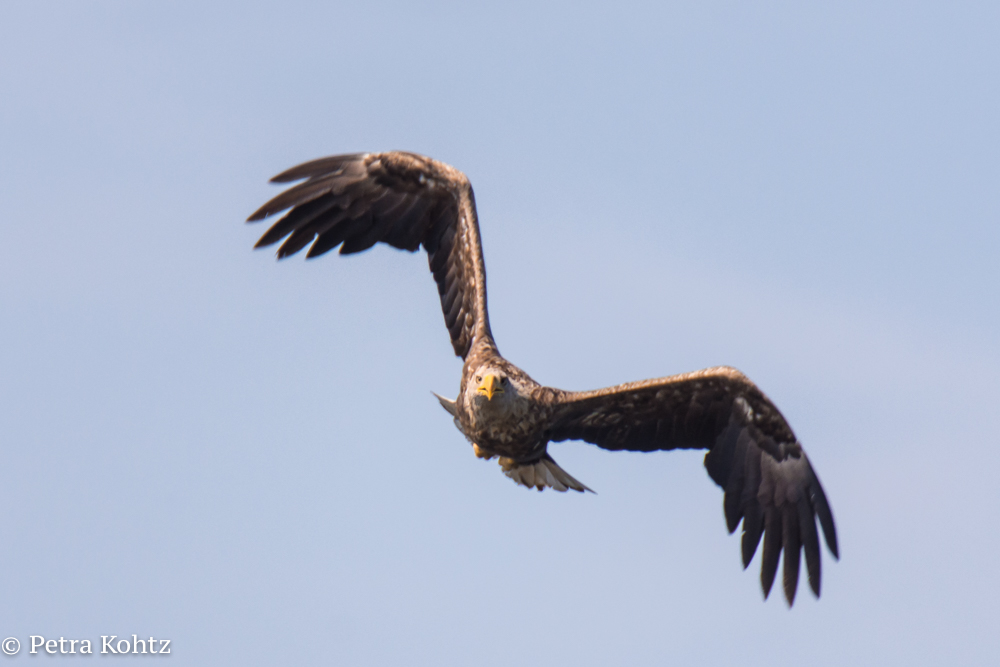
[{"left": 473, "top": 444, "right": 496, "bottom": 460}]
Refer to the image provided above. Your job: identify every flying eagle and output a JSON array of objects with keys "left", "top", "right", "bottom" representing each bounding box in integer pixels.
[{"left": 247, "top": 151, "right": 839, "bottom": 605}]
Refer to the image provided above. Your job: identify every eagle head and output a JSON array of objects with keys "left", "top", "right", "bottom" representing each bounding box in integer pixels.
[
  {"left": 464, "top": 366, "right": 527, "bottom": 415},
  {"left": 473, "top": 369, "right": 508, "bottom": 402}
]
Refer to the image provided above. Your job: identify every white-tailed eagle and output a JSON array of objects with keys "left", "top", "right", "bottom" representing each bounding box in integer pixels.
[{"left": 248, "top": 151, "right": 839, "bottom": 605}]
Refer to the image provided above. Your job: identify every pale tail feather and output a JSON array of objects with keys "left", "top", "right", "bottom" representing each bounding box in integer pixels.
[
  {"left": 432, "top": 392, "right": 458, "bottom": 417},
  {"left": 499, "top": 454, "right": 594, "bottom": 493}
]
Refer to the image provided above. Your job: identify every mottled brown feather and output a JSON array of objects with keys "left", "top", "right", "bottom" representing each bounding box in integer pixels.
[
  {"left": 248, "top": 152, "right": 492, "bottom": 358},
  {"left": 546, "top": 366, "right": 838, "bottom": 604}
]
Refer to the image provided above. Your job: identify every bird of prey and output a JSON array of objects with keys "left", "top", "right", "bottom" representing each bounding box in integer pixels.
[{"left": 247, "top": 151, "right": 839, "bottom": 605}]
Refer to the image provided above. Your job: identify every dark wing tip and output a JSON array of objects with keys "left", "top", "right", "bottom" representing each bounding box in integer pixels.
[
  {"left": 740, "top": 504, "right": 764, "bottom": 570},
  {"left": 269, "top": 153, "right": 367, "bottom": 183},
  {"left": 246, "top": 204, "right": 272, "bottom": 223},
  {"left": 759, "top": 507, "right": 782, "bottom": 600},
  {"left": 246, "top": 154, "right": 370, "bottom": 222},
  {"left": 781, "top": 510, "right": 801, "bottom": 606},
  {"left": 245, "top": 190, "right": 302, "bottom": 223},
  {"left": 808, "top": 465, "right": 839, "bottom": 560}
]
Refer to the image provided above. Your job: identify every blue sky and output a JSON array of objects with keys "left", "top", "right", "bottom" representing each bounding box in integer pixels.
[{"left": 1, "top": 2, "right": 998, "bottom": 664}]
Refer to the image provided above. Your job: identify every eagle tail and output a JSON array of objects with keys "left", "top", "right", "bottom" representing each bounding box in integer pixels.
[
  {"left": 499, "top": 454, "right": 594, "bottom": 494},
  {"left": 432, "top": 392, "right": 458, "bottom": 417}
]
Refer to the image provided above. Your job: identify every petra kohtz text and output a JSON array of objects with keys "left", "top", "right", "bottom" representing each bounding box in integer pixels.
[{"left": 4, "top": 635, "right": 171, "bottom": 655}]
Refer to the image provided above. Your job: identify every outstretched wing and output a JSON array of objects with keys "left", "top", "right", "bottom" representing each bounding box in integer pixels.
[
  {"left": 546, "top": 366, "right": 838, "bottom": 605},
  {"left": 247, "top": 151, "right": 493, "bottom": 359}
]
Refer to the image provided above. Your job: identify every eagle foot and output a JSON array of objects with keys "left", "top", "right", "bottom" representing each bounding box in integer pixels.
[{"left": 472, "top": 443, "right": 496, "bottom": 460}]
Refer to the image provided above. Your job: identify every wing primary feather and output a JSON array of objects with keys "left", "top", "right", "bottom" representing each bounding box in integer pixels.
[
  {"left": 782, "top": 508, "right": 801, "bottom": 606},
  {"left": 798, "top": 498, "right": 821, "bottom": 597},
  {"left": 254, "top": 196, "right": 342, "bottom": 248},
  {"left": 760, "top": 507, "right": 782, "bottom": 599},
  {"left": 723, "top": 428, "right": 752, "bottom": 533},
  {"left": 741, "top": 502, "right": 764, "bottom": 569},
  {"left": 269, "top": 153, "right": 366, "bottom": 183},
  {"left": 809, "top": 465, "right": 839, "bottom": 559},
  {"left": 304, "top": 218, "right": 354, "bottom": 258},
  {"left": 740, "top": 441, "right": 765, "bottom": 568},
  {"left": 277, "top": 228, "right": 317, "bottom": 259},
  {"left": 247, "top": 173, "right": 341, "bottom": 222}
]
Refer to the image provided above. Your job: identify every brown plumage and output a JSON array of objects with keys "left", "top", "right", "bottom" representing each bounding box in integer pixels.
[{"left": 247, "top": 151, "right": 839, "bottom": 606}]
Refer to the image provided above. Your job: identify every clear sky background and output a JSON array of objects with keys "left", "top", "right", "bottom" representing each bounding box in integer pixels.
[{"left": 2, "top": 2, "right": 998, "bottom": 665}]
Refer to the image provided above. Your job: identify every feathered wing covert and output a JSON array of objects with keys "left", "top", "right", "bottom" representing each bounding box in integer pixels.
[
  {"left": 248, "top": 151, "right": 839, "bottom": 606},
  {"left": 247, "top": 151, "right": 493, "bottom": 358},
  {"left": 544, "top": 366, "right": 838, "bottom": 604}
]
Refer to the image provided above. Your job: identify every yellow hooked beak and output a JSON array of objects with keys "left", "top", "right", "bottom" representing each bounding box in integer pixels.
[{"left": 477, "top": 374, "right": 503, "bottom": 401}]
